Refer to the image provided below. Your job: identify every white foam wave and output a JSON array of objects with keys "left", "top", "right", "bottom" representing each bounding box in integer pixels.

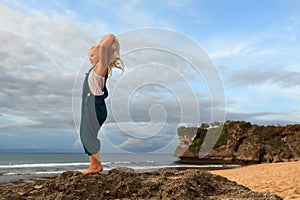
[
  {"left": 1, "top": 164, "right": 240, "bottom": 176},
  {"left": 3, "top": 171, "right": 66, "bottom": 176},
  {"left": 110, "top": 164, "right": 240, "bottom": 172},
  {"left": 2, "top": 169, "right": 112, "bottom": 176},
  {"left": 0, "top": 162, "right": 89, "bottom": 169}
]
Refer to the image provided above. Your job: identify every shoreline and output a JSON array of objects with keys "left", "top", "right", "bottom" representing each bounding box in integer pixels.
[
  {"left": 0, "top": 167, "right": 282, "bottom": 199},
  {"left": 1, "top": 161, "right": 298, "bottom": 199},
  {"left": 0, "top": 164, "right": 240, "bottom": 187},
  {"left": 175, "top": 157, "right": 260, "bottom": 165}
]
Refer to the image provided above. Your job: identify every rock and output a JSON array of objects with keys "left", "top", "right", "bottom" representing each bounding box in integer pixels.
[
  {"left": 289, "top": 141, "right": 300, "bottom": 158},
  {"left": 206, "top": 145, "right": 232, "bottom": 159},
  {"left": 174, "top": 126, "right": 197, "bottom": 157},
  {"left": 234, "top": 143, "right": 264, "bottom": 163},
  {"left": 175, "top": 121, "right": 300, "bottom": 164},
  {"left": 273, "top": 154, "right": 283, "bottom": 163},
  {"left": 0, "top": 169, "right": 282, "bottom": 200},
  {"left": 112, "top": 167, "right": 135, "bottom": 173},
  {"left": 264, "top": 152, "right": 274, "bottom": 163}
]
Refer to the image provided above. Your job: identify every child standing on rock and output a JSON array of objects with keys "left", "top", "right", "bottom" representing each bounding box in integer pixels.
[{"left": 80, "top": 34, "right": 124, "bottom": 175}]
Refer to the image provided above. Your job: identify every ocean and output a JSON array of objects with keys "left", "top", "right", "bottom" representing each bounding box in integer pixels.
[{"left": 0, "top": 153, "right": 239, "bottom": 185}]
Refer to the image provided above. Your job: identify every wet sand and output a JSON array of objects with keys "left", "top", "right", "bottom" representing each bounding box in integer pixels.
[{"left": 210, "top": 161, "right": 300, "bottom": 200}]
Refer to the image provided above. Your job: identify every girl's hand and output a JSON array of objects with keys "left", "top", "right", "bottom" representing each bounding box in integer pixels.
[{"left": 100, "top": 34, "right": 115, "bottom": 48}]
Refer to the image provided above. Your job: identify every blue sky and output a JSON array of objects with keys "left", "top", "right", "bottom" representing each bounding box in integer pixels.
[{"left": 0, "top": 0, "right": 299, "bottom": 153}]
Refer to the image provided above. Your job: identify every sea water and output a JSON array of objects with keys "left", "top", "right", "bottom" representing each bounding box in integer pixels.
[{"left": 0, "top": 153, "right": 239, "bottom": 185}]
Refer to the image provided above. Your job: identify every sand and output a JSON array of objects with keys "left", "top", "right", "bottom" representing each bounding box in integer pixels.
[{"left": 210, "top": 161, "right": 300, "bottom": 200}]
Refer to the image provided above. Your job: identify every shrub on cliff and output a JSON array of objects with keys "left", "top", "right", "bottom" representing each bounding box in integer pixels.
[{"left": 176, "top": 121, "right": 300, "bottom": 164}]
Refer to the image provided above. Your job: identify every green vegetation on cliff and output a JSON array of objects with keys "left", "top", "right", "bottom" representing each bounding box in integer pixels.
[
  {"left": 176, "top": 120, "right": 300, "bottom": 164},
  {"left": 188, "top": 123, "right": 208, "bottom": 153}
]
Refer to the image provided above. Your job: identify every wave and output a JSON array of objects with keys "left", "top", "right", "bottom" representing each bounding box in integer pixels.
[
  {"left": 3, "top": 171, "right": 66, "bottom": 176},
  {"left": 104, "top": 161, "right": 155, "bottom": 165},
  {"left": 0, "top": 161, "right": 240, "bottom": 169},
  {"left": 129, "top": 164, "right": 240, "bottom": 171},
  {"left": 1, "top": 164, "right": 240, "bottom": 177},
  {"left": 0, "top": 162, "right": 90, "bottom": 169},
  {"left": 0, "top": 160, "right": 159, "bottom": 169},
  {"left": 0, "top": 161, "right": 156, "bottom": 170}
]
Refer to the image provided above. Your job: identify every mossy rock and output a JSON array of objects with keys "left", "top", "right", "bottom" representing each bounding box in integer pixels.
[{"left": 189, "top": 138, "right": 204, "bottom": 153}]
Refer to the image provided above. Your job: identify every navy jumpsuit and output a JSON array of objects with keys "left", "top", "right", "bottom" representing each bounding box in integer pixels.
[{"left": 80, "top": 67, "right": 108, "bottom": 155}]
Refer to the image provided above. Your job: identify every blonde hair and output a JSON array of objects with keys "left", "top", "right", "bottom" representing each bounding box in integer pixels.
[
  {"left": 89, "top": 36, "right": 124, "bottom": 77},
  {"left": 107, "top": 38, "right": 124, "bottom": 77},
  {"left": 90, "top": 36, "right": 124, "bottom": 77}
]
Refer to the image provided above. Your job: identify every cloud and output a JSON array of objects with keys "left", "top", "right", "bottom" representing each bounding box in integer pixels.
[
  {"left": 207, "top": 34, "right": 275, "bottom": 60},
  {"left": 119, "top": 138, "right": 146, "bottom": 148},
  {"left": 0, "top": 4, "right": 103, "bottom": 71},
  {"left": 227, "top": 67, "right": 300, "bottom": 88},
  {"left": 2, "top": 1, "right": 299, "bottom": 153},
  {"left": 0, "top": 4, "right": 103, "bottom": 132},
  {"left": 95, "top": 121, "right": 181, "bottom": 153},
  {"left": 119, "top": 2, "right": 155, "bottom": 26},
  {"left": 210, "top": 41, "right": 253, "bottom": 59},
  {"left": 167, "top": 0, "right": 205, "bottom": 11},
  {"left": 1, "top": 4, "right": 225, "bottom": 152},
  {"left": 226, "top": 111, "right": 300, "bottom": 125},
  {"left": 70, "top": 28, "right": 226, "bottom": 134},
  {"left": 117, "top": 137, "right": 165, "bottom": 153},
  {"left": 167, "top": 0, "right": 187, "bottom": 11},
  {"left": 204, "top": 19, "right": 300, "bottom": 125}
]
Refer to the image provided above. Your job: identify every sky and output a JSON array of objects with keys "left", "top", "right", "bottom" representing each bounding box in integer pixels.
[{"left": 0, "top": 0, "right": 299, "bottom": 154}]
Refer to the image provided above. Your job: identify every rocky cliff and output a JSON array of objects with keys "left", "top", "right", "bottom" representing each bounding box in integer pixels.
[{"left": 174, "top": 121, "right": 300, "bottom": 164}]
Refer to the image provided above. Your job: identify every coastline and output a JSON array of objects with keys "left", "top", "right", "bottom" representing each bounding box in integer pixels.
[
  {"left": 176, "top": 157, "right": 259, "bottom": 165},
  {"left": 0, "top": 152, "right": 244, "bottom": 187},
  {"left": 0, "top": 151, "right": 298, "bottom": 199},
  {"left": 0, "top": 164, "right": 240, "bottom": 187},
  {"left": 0, "top": 167, "right": 282, "bottom": 199}
]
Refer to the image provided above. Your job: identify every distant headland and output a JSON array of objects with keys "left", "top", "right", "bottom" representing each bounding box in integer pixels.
[{"left": 174, "top": 121, "right": 300, "bottom": 165}]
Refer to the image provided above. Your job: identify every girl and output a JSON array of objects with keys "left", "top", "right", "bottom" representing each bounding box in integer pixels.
[{"left": 80, "top": 34, "right": 124, "bottom": 175}]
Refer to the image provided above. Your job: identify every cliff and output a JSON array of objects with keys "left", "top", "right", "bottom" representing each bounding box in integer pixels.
[{"left": 174, "top": 121, "right": 300, "bottom": 164}]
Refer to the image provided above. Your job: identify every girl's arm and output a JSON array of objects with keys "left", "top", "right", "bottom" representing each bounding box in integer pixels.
[{"left": 94, "top": 34, "right": 115, "bottom": 76}]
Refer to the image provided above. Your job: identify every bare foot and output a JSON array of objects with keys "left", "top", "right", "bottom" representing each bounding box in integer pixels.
[{"left": 81, "top": 164, "right": 103, "bottom": 175}]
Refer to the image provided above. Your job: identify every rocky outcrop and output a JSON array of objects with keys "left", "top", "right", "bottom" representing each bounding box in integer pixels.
[
  {"left": 175, "top": 121, "right": 300, "bottom": 164},
  {"left": 0, "top": 169, "right": 282, "bottom": 200},
  {"left": 174, "top": 126, "right": 198, "bottom": 157}
]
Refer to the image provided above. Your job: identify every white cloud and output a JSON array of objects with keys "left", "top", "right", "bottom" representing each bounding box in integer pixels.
[
  {"left": 119, "top": 138, "right": 144, "bottom": 148},
  {"left": 210, "top": 42, "right": 253, "bottom": 59},
  {"left": 1, "top": 1, "right": 299, "bottom": 152},
  {"left": 117, "top": 137, "right": 163, "bottom": 153},
  {"left": 167, "top": 0, "right": 183, "bottom": 11},
  {"left": 0, "top": 4, "right": 225, "bottom": 152},
  {"left": 0, "top": 4, "right": 106, "bottom": 73},
  {"left": 119, "top": 2, "right": 155, "bottom": 26},
  {"left": 227, "top": 67, "right": 300, "bottom": 88},
  {"left": 167, "top": 0, "right": 203, "bottom": 11},
  {"left": 224, "top": 75, "right": 300, "bottom": 124},
  {"left": 0, "top": 4, "right": 102, "bottom": 132}
]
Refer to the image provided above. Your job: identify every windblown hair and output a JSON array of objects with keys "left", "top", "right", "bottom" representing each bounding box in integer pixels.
[
  {"left": 106, "top": 38, "right": 124, "bottom": 77},
  {"left": 90, "top": 36, "right": 124, "bottom": 77},
  {"left": 107, "top": 56, "right": 124, "bottom": 77}
]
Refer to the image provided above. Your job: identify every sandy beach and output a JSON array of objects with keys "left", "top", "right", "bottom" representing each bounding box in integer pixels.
[{"left": 210, "top": 161, "right": 300, "bottom": 200}]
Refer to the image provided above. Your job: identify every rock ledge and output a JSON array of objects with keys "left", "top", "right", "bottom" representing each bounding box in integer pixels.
[{"left": 0, "top": 168, "right": 282, "bottom": 200}]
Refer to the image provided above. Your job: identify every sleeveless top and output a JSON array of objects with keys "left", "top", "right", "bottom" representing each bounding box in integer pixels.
[{"left": 88, "top": 69, "right": 106, "bottom": 96}]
